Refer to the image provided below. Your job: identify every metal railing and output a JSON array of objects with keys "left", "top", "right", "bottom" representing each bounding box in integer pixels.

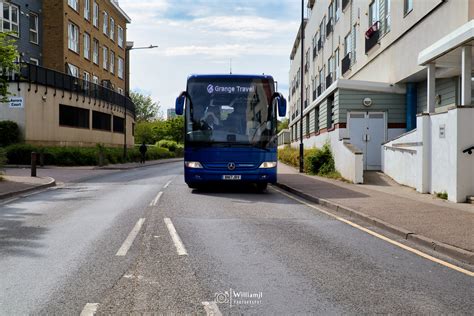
[
  {"left": 463, "top": 146, "right": 474, "bottom": 155},
  {"left": 365, "top": 22, "right": 380, "bottom": 54},
  {"left": 326, "top": 19, "right": 333, "bottom": 37},
  {"left": 6, "top": 63, "right": 136, "bottom": 116},
  {"left": 317, "top": 84, "right": 322, "bottom": 96},
  {"left": 342, "top": 53, "right": 351, "bottom": 75},
  {"left": 342, "top": 0, "right": 350, "bottom": 11},
  {"left": 326, "top": 73, "right": 333, "bottom": 88}
]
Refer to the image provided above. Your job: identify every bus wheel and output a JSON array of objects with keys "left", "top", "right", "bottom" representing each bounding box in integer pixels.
[
  {"left": 255, "top": 183, "right": 268, "bottom": 192},
  {"left": 187, "top": 183, "right": 199, "bottom": 189}
]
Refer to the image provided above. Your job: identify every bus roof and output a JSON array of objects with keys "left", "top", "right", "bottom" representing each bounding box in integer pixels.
[{"left": 188, "top": 74, "right": 274, "bottom": 81}]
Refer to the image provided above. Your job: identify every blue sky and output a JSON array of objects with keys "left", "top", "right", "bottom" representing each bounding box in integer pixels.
[{"left": 119, "top": 0, "right": 300, "bottom": 116}]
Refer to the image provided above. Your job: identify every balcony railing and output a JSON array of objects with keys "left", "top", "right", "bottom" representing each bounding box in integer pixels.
[
  {"left": 342, "top": 53, "right": 351, "bottom": 75},
  {"left": 326, "top": 19, "right": 333, "bottom": 37},
  {"left": 304, "top": 63, "right": 309, "bottom": 73},
  {"left": 317, "top": 38, "right": 322, "bottom": 51},
  {"left": 326, "top": 73, "right": 333, "bottom": 87},
  {"left": 313, "top": 90, "right": 317, "bottom": 101},
  {"left": 7, "top": 63, "right": 135, "bottom": 116},
  {"left": 365, "top": 21, "right": 380, "bottom": 54},
  {"left": 342, "top": 0, "right": 350, "bottom": 11},
  {"left": 313, "top": 46, "right": 317, "bottom": 59},
  {"left": 304, "top": 100, "right": 308, "bottom": 109},
  {"left": 317, "top": 84, "right": 322, "bottom": 96}
]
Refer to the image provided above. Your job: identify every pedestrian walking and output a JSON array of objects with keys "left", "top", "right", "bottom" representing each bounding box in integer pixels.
[{"left": 139, "top": 142, "right": 147, "bottom": 164}]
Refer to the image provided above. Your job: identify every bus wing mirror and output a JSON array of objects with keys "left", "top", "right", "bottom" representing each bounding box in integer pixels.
[
  {"left": 175, "top": 92, "right": 186, "bottom": 115},
  {"left": 273, "top": 93, "right": 287, "bottom": 117}
]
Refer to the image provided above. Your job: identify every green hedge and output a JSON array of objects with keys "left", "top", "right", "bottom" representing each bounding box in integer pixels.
[
  {"left": 278, "top": 144, "right": 340, "bottom": 178},
  {"left": 0, "top": 120, "right": 21, "bottom": 146},
  {"left": 5, "top": 144, "right": 175, "bottom": 166}
]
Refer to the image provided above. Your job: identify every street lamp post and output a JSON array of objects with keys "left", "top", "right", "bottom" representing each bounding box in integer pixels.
[
  {"left": 123, "top": 43, "right": 158, "bottom": 159},
  {"left": 299, "top": 0, "right": 305, "bottom": 173}
]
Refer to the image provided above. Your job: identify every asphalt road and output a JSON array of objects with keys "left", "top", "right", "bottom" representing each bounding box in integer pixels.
[{"left": 0, "top": 162, "right": 472, "bottom": 315}]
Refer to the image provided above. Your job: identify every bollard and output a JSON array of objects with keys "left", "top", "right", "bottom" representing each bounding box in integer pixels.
[{"left": 31, "top": 152, "right": 37, "bottom": 177}]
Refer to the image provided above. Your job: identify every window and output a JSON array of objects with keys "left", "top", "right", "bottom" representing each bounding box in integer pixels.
[
  {"left": 84, "top": 0, "right": 90, "bottom": 20},
  {"left": 30, "top": 58, "right": 39, "bottom": 65},
  {"left": 328, "top": 2, "right": 334, "bottom": 25},
  {"left": 103, "top": 46, "right": 108, "bottom": 69},
  {"left": 84, "top": 33, "right": 91, "bottom": 60},
  {"left": 110, "top": 17, "right": 115, "bottom": 40},
  {"left": 320, "top": 17, "right": 326, "bottom": 42},
  {"left": 83, "top": 71, "right": 90, "bottom": 90},
  {"left": 109, "top": 51, "right": 115, "bottom": 73},
  {"left": 118, "top": 26, "right": 124, "bottom": 48},
  {"left": 103, "top": 11, "right": 108, "bottom": 34},
  {"left": 68, "top": 22, "right": 79, "bottom": 53},
  {"left": 117, "top": 87, "right": 124, "bottom": 95},
  {"left": 344, "top": 32, "right": 351, "bottom": 56},
  {"left": 113, "top": 116, "right": 124, "bottom": 133},
  {"left": 369, "top": 0, "right": 379, "bottom": 26},
  {"left": 335, "top": 48, "right": 340, "bottom": 79},
  {"left": 118, "top": 57, "right": 124, "bottom": 79},
  {"left": 67, "top": 63, "right": 79, "bottom": 78},
  {"left": 335, "top": 0, "right": 340, "bottom": 22},
  {"left": 385, "top": 0, "right": 391, "bottom": 32},
  {"left": 92, "top": 75, "right": 99, "bottom": 84},
  {"left": 93, "top": 38, "right": 99, "bottom": 64},
  {"left": 93, "top": 111, "right": 111, "bottom": 131},
  {"left": 60, "top": 105, "right": 90, "bottom": 129},
  {"left": 352, "top": 24, "right": 357, "bottom": 63},
  {"left": 404, "top": 0, "right": 413, "bottom": 16},
  {"left": 93, "top": 1, "right": 99, "bottom": 27},
  {"left": 2, "top": 3, "right": 19, "bottom": 34},
  {"left": 29, "top": 13, "right": 39, "bottom": 44},
  {"left": 68, "top": 0, "right": 78, "bottom": 11},
  {"left": 314, "top": 107, "right": 320, "bottom": 132}
]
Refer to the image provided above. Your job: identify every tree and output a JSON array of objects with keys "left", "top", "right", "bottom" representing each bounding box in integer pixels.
[
  {"left": 0, "top": 32, "right": 20, "bottom": 102},
  {"left": 130, "top": 91, "right": 161, "bottom": 122},
  {"left": 277, "top": 118, "right": 289, "bottom": 133}
]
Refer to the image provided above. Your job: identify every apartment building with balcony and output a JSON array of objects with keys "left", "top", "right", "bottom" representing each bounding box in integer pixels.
[
  {"left": 288, "top": 0, "right": 474, "bottom": 202},
  {"left": 1, "top": 0, "right": 136, "bottom": 148},
  {"left": 0, "top": 0, "right": 42, "bottom": 65}
]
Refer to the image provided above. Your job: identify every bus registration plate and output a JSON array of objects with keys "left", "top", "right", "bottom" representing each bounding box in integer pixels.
[{"left": 222, "top": 175, "right": 241, "bottom": 180}]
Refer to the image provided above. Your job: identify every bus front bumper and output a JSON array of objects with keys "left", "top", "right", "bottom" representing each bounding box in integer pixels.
[{"left": 185, "top": 168, "right": 277, "bottom": 184}]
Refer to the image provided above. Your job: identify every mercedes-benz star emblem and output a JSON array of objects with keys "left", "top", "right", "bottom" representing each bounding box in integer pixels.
[{"left": 227, "top": 162, "right": 236, "bottom": 171}]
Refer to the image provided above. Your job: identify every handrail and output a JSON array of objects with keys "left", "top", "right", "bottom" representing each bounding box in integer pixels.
[
  {"left": 5, "top": 63, "right": 136, "bottom": 117},
  {"left": 463, "top": 146, "right": 474, "bottom": 155}
]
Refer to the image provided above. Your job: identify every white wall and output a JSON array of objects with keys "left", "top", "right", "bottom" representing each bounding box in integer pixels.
[
  {"left": 383, "top": 107, "right": 474, "bottom": 202},
  {"left": 292, "top": 128, "right": 363, "bottom": 183}
]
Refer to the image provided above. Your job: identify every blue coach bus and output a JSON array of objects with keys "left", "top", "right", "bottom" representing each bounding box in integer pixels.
[{"left": 175, "top": 74, "right": 287, "bottom": 191}]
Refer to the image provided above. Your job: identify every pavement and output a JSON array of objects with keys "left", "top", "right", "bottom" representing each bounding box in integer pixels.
[{"left": 276, "top": 163, "right": 474, "bottom": 265}]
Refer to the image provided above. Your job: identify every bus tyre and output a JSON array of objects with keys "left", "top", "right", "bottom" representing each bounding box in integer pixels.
[
  {"left": 255, "top": 183, "right": 268, "bottom": 192},
  {"left": 187, "top": 183, "right": 199, "bottom": 189}
]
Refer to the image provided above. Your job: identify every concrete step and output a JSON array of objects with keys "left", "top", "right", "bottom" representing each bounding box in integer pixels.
[{"left": 467, "top": 196, "right": 474, "bottom": 204}]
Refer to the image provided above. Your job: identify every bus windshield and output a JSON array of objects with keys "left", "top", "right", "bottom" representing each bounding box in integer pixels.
[{"left": 185, "top": 77, "right": 276, "bottom": 148}]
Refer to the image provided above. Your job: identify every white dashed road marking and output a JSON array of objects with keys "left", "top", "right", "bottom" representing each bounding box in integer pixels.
[
  {"left": 80, "top": 303, "right": 99, "bottom": 316},
  {"left": 150, "top": 191, "right": 163, "bottom": 206},
  {"left": 116, "top": 218, "right": 146, "bottom": 256},
  {"left": 163, "top": 180, "right": 172, "bottom": 189},
  {"left": 164, "top": 217, "right": 188, "bottom": 256},
  {"left": 202, "top": 301, "right": 222, "bottom": 316}
]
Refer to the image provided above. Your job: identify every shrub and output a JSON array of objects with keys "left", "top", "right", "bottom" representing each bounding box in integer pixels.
[
  {"left": 0, "top": 148, "right": 6, "bottom": 179},
  {"left": 278, "top": 143, "right": 338, "bottom": 177},
  {"left": 0, "top": 120, "right": 21, "bottom": 146},
  {"left": 305, "top": 144, "right": 336, "bottom": 176},
  {"left": 157, "top": 139, "right": 178, "bottom": 152},
  {"left": 5, "top": 143, "right": 37, "bottom": 165}
]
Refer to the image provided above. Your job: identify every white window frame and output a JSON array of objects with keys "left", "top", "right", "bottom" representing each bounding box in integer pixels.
[
  {"left": 118, "top": 57, "right": 124, "bottom": 79},
  {"left": 109, "top": 51, "right": 115, "bottom": 74},
  {"left": 84, "top": 0, "right": 90, "bottom": 20},
  {"left": 68, "top": 22, "right": 79, "bottom": 53},
  {"left": 2, "top": 3, "right": 19, "bottom": 35},
  {"left": 68, "top": 0, "right": 79, "bottom": 11},
  {"left": 103, "top": 11, "right": 108, "bottom": 34},
  {"left": 84, "top": 32, "right": 91, "bottom": 60},
  {"left": 118, "top": 26, "right": 124, "bottom": 48},
  {"left": 103, "top": 46, "right": 108, "bottom": 70},
  {"left": 344, "top": 32, "right": 351, "bottom": 56},
  {"left": 93, "top": 38, "right": 99, "bottom": 64},
  {"left": 67, "top": 63, "right": 79, "bottom": 78},
  {"left": 29, "top": 12, "right": 39, "bottom": 44},
  {"left": 404, "top": 0, "right": 413, "bottom": 16},
  {"left": 335, "top": 48, "right": 340, "bottom": 79},
  {"left": 92, "top": 75, "right": 99, "bottom": 84},
  {"left": 30, "top": 58, "right": 39, "bottom": 65},
  {"left": 84, "top": 71, "right": 90, "bottom": 82},
  {"left": 110, "top": 17, "right": 115, "bottom": 40},
  {"left": 93, "top": 1, "right": 99, "bottom": 27}
]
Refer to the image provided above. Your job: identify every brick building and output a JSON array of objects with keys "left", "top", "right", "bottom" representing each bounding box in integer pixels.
[{"left": 43, "top": 0, "right": 130, "bottom": 95}]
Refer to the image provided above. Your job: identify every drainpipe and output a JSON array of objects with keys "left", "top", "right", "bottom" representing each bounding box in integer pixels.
[{"left": 406, "top": 83, "right": 417, "bottom": 131}]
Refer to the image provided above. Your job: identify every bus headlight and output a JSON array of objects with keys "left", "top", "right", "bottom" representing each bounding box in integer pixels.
[
  {"left": 259, "top": 161, "right": 277, "bottom": 169},
  {"left": 185, "top": 161, "right": 203, "bottom": 169}
]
